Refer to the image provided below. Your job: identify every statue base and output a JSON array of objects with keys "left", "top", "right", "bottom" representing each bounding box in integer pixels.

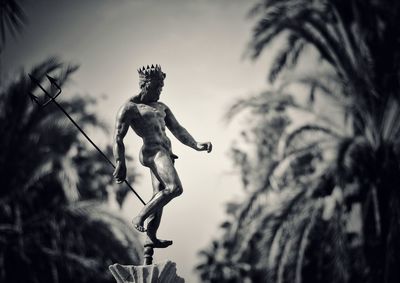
[{"left": 109, "top": 260, "right": 185, "bottom": 283}]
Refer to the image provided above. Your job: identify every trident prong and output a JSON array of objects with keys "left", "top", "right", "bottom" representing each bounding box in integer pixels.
[
  {"left": 28, "top": 74, "right": 62, "bottom": 107},
  {"left": 28, "top": 74, "right": 146, "bottom": 206}
]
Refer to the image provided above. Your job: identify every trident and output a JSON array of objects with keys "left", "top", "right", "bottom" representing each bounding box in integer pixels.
[{"left": 28, "top": 74, "right": 146, "bottom": 206}]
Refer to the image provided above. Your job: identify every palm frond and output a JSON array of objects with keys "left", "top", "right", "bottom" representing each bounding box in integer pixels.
[
  {"left": 279, "top": 70, "right": 344, "bottom": 98},
  {"left": 269, "top": 34, "right": 305, "bottom": 83},
  {"left": 0, "top": 0, "right": 27, "bottom": 48},
  {"left": 378, "top": 98, "right": 400, "bottom": 143},
  {"left": 64, "top": 200, "right": 142, "bottom": 260},
  {"left": 225, "top": 90, "right": 293, "bottom": 122},
  {"left": 277, "top": 123, "right": 343, "bottom": 158},
  {"left": 22, "top": 156, "right": 53, "bottom": 190},
  {"left": 295, "top": 201, "right": 322, "bottom": 283},
  {"left": 56, "top": 156, "right": 80, "bottom": 202}
]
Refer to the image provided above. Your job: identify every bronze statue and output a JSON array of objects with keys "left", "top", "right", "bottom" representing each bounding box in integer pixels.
[{"left": 113, "top": 64, "right": 212, "bottom": 250}]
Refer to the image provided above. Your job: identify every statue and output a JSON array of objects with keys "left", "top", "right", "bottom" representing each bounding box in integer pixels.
[{"left": 112, "top": 64, "right": 212, "bottom": 252}]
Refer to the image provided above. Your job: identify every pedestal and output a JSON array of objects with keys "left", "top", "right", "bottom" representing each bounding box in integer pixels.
[{"left": 109, "top": 260, "right": 185, "bottom": 283}]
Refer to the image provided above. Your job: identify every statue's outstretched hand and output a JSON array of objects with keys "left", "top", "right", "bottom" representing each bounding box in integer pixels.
[
  {"left": 196, "top": 142, "right": 212, "bottom": 153},
  {"left": 113, "top": 162, "right": 127, "bottom": 184}
]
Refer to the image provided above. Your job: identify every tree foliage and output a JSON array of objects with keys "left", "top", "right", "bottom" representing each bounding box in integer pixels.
[
  {"left": 198, "top": 1, "right": 400, "bottom": 282},
  {"left": 0, "top": 58, "right": 141, "bottom": 283}
]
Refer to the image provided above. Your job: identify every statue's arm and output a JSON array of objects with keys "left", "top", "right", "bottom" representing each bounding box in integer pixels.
[
  {"left": 112, "top": 103, "right": 133, "bottom": 183},
  {"left": 164, "top": 105, "right": 197, "bottom": 149},
  {"left": 164, "top": 104, "right": 212, "bottom": 152}
]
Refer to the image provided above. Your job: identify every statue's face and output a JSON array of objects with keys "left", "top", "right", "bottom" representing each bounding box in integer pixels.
[{"left": 142, "top": 79, "right": 164, "bottom": 102}]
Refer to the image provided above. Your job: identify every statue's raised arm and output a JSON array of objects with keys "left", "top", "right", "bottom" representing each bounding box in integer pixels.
[{"left": 162, "top": 102, "right": 212, "bottom": 153}]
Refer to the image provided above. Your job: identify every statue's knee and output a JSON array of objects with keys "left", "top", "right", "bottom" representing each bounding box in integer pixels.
[
  {"left": 174, "top": 186, "right": 183, "bottom": 197},
  {"left": 165, "top": 185, "right": 182, "bottom": 197}
]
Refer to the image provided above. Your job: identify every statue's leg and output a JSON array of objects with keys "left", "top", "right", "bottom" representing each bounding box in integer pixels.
[
  {"left": 133, "top": 150, "right": 182, "bottom": 232},
  {"left": 144, "top": 171, "right": 173, "bottom": 248},
  {"left": 146, "top": 171, "right": 163, "bottom": 237}
]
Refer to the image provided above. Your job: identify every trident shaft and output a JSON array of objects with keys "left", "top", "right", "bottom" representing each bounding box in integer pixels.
[{"left": 28, "top": 74, "right": 146, "bottom": 206}]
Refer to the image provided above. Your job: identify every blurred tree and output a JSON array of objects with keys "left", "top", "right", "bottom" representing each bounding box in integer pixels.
[
  {"left": 198, "top": 0, "right": 400, "bottom": 282},
  {"left": 225, "top": 91, "right": 291, "bottom": 191},
  {"left": 0, "top": 58, "right": 141, "bottom": 283}
]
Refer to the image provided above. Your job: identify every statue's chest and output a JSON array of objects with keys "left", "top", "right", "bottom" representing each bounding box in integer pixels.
[{"left": 137, "top": 104, "right": 166, "bottom": 123}]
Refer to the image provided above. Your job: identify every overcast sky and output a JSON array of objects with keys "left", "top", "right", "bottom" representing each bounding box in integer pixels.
[{"left": 2, "top": 0, "right": 279, "bottom": 281}]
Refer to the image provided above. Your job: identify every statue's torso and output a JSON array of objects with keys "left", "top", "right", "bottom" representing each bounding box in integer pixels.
[{"left": 129, "top": 101, "right": 172, "bottom": 165}]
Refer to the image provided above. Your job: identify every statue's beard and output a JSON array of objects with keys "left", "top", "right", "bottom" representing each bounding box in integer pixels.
[{"left": 140, "top": 88, "right": 160, "bottom": 102}]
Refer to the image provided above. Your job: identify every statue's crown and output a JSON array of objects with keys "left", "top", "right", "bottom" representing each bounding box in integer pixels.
[{"left": 138, "top": 64, "right": 165, "bottom": 81}]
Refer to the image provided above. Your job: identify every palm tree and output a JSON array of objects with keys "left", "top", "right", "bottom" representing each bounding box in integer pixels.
[
  {"left": 248, "top": 0, "right": 400, "bottom": 127},
  {"left": 225, "top": 91, "right": 291, "bottom": 191},
  {"left": 199, "top": 1, "right": 400, "bottom": 282},
  {"left": 0, "top": 58, "right": 141, "bottom": 283},
  {"left": 199, "top": 90, "right": 347, "bottom": 283},
  {"left": 247, "top": 1, "right": 400, "bottom": 281}
]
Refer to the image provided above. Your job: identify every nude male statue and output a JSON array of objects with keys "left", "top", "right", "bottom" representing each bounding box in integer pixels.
[{"left": 113, "top": 64, "right": 212, "bottom": 249}]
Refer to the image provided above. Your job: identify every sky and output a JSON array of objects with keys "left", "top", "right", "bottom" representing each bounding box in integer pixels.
[{"left": 2, "top": 0, "right": 280, "bottom": 281}]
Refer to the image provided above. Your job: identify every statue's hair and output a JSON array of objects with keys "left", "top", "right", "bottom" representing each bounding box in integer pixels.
[{"left": 132, "top": 64, "right": 166, "bottom": 103}]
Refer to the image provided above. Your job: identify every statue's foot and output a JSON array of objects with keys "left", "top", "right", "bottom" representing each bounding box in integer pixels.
[
  {"left": 145, "top": 238, "right": 173, "bottom": 249},
  {"left": 132, "top": 216, "right": 146, "bottom": 232}
]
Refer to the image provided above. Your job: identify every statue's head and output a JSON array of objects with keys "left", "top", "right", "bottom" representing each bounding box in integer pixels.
[{"left": 137, "top": 64, "right": 166, "bottom": 102}]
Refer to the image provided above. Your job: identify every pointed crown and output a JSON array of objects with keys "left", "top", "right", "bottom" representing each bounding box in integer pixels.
[{"left": 138, "top": 64, "right": 166, "bottom": 82}]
